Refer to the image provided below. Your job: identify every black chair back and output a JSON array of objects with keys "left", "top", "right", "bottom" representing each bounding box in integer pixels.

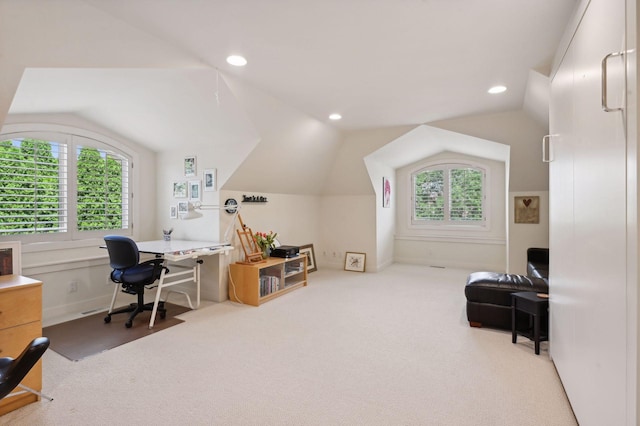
[
  {"left": 104, "top": 235, "right": 140, "bottom": 270},
  {"left": 0, "top": 337, "right": 50, "bottom": 400}
]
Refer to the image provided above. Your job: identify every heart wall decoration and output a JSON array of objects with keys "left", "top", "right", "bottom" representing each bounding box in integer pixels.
[{"left": 514, "top": 196, "right": 540, "bottom": 224}]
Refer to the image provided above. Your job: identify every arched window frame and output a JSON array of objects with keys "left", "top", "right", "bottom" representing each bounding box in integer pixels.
[
  {"left": 0, "top": 124, "right": 135, "bottom": 244},
  {"left": 410, "top": 162, "right": 488, "bottom": 229}
]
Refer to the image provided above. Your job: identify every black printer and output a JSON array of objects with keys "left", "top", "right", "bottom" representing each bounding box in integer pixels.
[{"left": 270, "top": 245, "right": 300, "bottom": 258}]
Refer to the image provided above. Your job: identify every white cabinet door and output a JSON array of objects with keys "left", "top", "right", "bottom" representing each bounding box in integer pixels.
[{"left": 549, "top": 0, "right": 628, "bottom": 424}]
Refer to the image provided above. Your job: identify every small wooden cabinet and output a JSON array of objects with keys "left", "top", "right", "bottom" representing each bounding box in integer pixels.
[
  {"left": 0, "top": 275, "right": 43, "bottom": 416},
  {"left": 229, "top": 255, "right": 307, "bottom": 306}
]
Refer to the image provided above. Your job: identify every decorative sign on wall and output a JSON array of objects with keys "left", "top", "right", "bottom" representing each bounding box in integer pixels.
[
  {"left": 242, "top": 195, "right": 268, "bottom": 203},
  {"left": 514, "top": 196, "right": 540, "bottom": 224}
]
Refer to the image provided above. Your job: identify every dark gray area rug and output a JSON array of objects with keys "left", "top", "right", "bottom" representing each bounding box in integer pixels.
[{"left": 43, "top": 303, "right": 190, "bottom": 361}]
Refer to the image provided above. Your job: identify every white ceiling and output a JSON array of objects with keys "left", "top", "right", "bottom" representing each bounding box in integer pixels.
[{"left": 8, "top": 0, "right": 577, "bottom": 151}]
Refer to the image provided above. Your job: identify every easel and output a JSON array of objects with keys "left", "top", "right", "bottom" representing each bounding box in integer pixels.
[{"left": 235, "top": 214, "right": 265, "bottom": 264}]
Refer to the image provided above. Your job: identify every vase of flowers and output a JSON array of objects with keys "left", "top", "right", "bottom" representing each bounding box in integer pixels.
[{"left": 254, "top": 231, "right": 277, "bottom": 258}]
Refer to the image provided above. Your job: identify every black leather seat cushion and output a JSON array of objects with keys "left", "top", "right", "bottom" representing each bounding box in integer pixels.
[{"left": 465, "top": 271, "right": 549, "bottom": 307}]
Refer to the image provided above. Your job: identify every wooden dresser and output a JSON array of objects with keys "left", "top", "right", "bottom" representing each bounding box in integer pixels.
[{"left": 0, "top": 275, "right": 43, "bottom": 416}]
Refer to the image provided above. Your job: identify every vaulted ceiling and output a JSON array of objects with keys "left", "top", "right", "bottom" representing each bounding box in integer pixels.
[{"left": 5, "top": 0, "right": 577, "bottom": 152}]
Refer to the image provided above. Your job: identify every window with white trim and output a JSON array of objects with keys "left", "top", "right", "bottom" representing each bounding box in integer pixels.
[
  {"left": 412, "top": 163, "right": 486, "bottom": 226},
  {"left": 0, "top": 132, "right": 131, "bottom": 241}
]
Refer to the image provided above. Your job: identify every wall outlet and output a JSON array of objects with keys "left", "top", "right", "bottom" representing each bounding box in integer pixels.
[{"left": 68, "top": 281, "right": 78, "bottom": 293}]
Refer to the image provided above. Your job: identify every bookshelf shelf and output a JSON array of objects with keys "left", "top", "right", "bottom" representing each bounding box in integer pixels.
[{"left": 229, "top": 255, "right": 308, "bottom": 306}]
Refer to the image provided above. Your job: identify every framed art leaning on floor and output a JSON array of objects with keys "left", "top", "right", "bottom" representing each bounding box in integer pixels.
[
  {"left": 299, "top": 244, "right": 317, "bottom": 273},
  {"left": 344, "top": 252, "right": 366, "bottom": 272}
]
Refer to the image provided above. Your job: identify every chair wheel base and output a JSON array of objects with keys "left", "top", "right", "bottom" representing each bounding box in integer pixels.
[{"left": 104, "top": 315, "right": 111, "bottom": 324}]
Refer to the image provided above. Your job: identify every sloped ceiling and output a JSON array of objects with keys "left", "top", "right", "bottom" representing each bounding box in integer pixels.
[{"left": 3, "top": 0, "right": 577, "bottom": 154}]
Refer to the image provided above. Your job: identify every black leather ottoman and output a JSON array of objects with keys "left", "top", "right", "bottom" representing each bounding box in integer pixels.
[{"left": 465, "top": 271, "right": 548, "bottom": 330}]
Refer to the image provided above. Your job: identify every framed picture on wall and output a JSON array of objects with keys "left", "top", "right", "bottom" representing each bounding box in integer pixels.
[
  {"left": 184, "top": 156, "right": 197, "bottom": 177},
  {"left": 0, "top": 241, "right": 21, "bottom": 276},
  {"left": 178, "top": 201, "right": 189, "bottom": 217},
  {"left": 204, "top": 169, "right": 217, "bottom": 192},
  {"left": 169, "top": 205, "right": 178, "bottom": 219},
  {"left": 189, "top": 180, "right": 201, "bottom": 201},
  {"left": 173, "top": 181, "right": 188, "bottom": 198},
  {"left": 383, "top": 176, "right": 391, "bottom": 208},
  {"left": 514, "top": 196, "right": 540, "bottom": 224}
]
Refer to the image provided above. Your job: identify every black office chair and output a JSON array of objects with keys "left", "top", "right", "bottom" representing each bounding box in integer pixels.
[
  {"left": 0, "top": 337, "right": 53, "bottom": 402},
  {"left": 104, "top": 235, "right": 167, "bottom": 328}
]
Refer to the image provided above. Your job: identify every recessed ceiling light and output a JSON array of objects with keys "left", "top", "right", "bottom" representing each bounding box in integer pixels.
[
  {"left": 488, "top": 85, "right": 507, "bottom": 94},
  {"left": 329, "top": 113, "right": 342, "bottom": 120},
  {"left": 226, "top": 55, "right": 247, "bottom": 67}
]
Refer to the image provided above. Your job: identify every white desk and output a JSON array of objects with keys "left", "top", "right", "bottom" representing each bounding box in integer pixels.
[{"left": 113, "top": 240, "right": 233, "bottom": 329}]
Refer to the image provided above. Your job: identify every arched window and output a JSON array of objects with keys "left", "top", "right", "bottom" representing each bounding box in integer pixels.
[
  {"left": 412, "top": 163, "right": 486, "bottom": 226},
  {"left": 0, "top": 129, "right": 132, "bottom": 242}
]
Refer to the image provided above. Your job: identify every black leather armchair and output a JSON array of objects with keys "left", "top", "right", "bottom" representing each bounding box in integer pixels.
[
  {"left": 0, "top": 337, "right": 53, "bottom": 402},
  {"left": 464, "top": 248, "right": 550, "bottom": 330},
  {"left": 104, "top": 235, "right": 167, "bottom": 328},
  {"left": 526, "top": 247, "right": 549, "bottom": 282}
]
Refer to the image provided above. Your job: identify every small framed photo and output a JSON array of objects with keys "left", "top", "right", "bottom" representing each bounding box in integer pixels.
[
  {"left": 0, "top": 241, "right": 21, "bottom": 276},
  {"left": 344, "top": 252, "right": 366, "bottom": 273},
  {"left": 204, "top": 169, "right": 217, "bottom": 192},
  {"left": 184, "top": 156, "right": 197, "bottom": 177},
  {"left": 169, "top": 205, "right": 178, "bottom": 219},
  {"left": 178, "top": 201, "right": 189, "bottom": 217},
  {"left": 299, "top": 244, "right": 317, "bottom": 273},
  {"left": 173, "top": 181, "right": 187, "bottom": 198},
  {"left": 189, "top": 180, "right": 201, "bottom": 201}
]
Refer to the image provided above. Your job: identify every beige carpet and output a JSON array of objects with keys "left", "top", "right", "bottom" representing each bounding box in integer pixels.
[
  {"left": 43, "top": 303, "right": 191, "bottom": 361},
  {"left": 3, "top": 264, "right": 577, "bottom": 425}
]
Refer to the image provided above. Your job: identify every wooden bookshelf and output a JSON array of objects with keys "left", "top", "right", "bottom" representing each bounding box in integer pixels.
[{"left": 229, "top": 255, "right": 307, "bottom": 306}]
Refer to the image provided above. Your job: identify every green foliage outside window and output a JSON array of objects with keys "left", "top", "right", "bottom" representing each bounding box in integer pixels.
[
  {"left": 0, "top": 139, "right": 61, "bottom": 234},
  {"left": 0, "top": 138, "right": 125, "bottom": 235},
  {"left": 76, "top": 147, "right": 124, "bottom": 231},
  {"left": 414, "top": 166, "right": 483, "bottom": 223}
]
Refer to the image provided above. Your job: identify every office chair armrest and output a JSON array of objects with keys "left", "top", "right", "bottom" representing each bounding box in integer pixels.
[{"left": 140, "top": 258, "right": 168, "bottom": 278}]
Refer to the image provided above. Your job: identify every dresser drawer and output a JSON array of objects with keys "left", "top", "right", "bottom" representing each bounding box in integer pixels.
[{"left": 0, "top": 285, "right": 41, "bottom": 330}]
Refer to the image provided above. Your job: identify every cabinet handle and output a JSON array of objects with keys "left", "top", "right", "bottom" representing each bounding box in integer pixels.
[
  {"left": 601, "top": 51, "right": 625, "bottom": 112},
  {"left": 542, "top": 135, "right": 553, "bottom": 163}
]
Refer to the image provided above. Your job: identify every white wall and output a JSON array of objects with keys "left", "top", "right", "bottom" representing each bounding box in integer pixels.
[
  {"left": 320, "top": 126, "right": 415, "bottom": 271},
  {"left": 364, "top": 160, "right": 396, "bottom": 270},
  {"left": 319, "top": 195, "right": 378, "bottom": 271},
  {"left": 431, "top": 110, "right": 549, "bottom": 192},
  {"left": 222, "top": 74, "right": 343, "bottom": 195},
  {"left": 430, "top": 110, "right": 550, "bottom": 269},
  {"left": 508, "top": 191, "right": 549, "bottom": 274}
]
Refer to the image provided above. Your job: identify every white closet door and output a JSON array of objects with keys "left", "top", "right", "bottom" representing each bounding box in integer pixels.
[{"left": 549, "top": 0, "right": 627, "bottom": 424}]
